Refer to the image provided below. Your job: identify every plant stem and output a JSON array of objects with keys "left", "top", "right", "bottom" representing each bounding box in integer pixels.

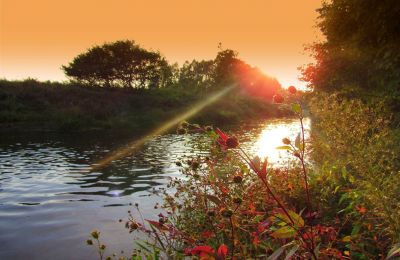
[{"left": 230, "top": 216, "right": 235, "bottom": 260}]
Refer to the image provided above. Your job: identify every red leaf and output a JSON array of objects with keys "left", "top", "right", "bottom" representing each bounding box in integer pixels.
[
  {"left": 356, "top": 205, "right": 367, "bottom": 214},
  {"left": 219, "top": 185, "right": 229, "bottom": 195},
  {"left": 215, "top": 128, "right": 228, "bottom": 141},
  {"left": 252, "top": 235, "right": 260, "bottom": 246},
  {"left": 217, "top": 244, "right": 228, "bottom": 259},
  {"left": 190, "top": 245, "right": 215, "bottom": 256},
  {"left": 201, "top": 230, "right": 215, "bottom": 239},
  {"left": 145, "top": 219, "right": 168, "bottom": 231},
  {"left": 257, "top": 159, "right": 268, "bottom": 180},
  {"left": 249, "top": 202, "right": 256, "bottom": 213}
]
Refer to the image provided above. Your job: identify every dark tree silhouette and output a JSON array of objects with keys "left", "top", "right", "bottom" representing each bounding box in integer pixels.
[
  {"left": 301, "top": 0, "right": 400, "bottom": 93},
  {"left": 62, "top": 40, "right": 172, "bottom": 89},
  {"left": 178, "top": 59, "right": 215, "bottom": 91}
]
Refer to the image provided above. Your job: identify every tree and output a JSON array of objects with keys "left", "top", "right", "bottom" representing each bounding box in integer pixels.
[
  {"left": 62, "top": 40, "right": 172, "bottom": 89},
  {"left": 213, "top": 48, "right": 240, "bottom": 86},
  {"left": 62, "top": 46, "right": 114, "bottom": 87},
  {"left": 302, "top": 0, "right": 400, "bottom": 94},
  {"left": 178, "top": 60, "right": 215, "bottom": 91}
]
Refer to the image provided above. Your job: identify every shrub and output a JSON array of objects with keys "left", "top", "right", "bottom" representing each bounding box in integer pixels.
[{"left": 87, "top": 90, "right": 399, "bottom": 259}]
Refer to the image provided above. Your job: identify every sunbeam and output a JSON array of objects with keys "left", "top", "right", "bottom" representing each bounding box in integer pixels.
[{"left": 91, "top": 84, "right": 235, "bottom": 171}]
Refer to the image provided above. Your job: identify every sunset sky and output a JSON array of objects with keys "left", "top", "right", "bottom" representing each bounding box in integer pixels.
[{"left": 0, "top": 0, "right": 322, "bottom": 88}]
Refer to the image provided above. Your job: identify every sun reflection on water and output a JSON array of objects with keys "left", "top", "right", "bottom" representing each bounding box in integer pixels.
[{"left": 246, "top": 118, "right": 310, "bottom": 165}]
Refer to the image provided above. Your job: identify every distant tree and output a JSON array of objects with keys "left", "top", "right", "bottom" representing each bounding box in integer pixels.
[
  {"left": 62, "top": 40, "right": 172, "bottom": 88},
  {"left": 213, "top": 48, "right": 240, "bottom": 86},
  {"left": 62, "top": 46, "right": 114, "bottom": 87},
  {"left": 234, "top": 61, "right": 282, "bottom": 99},
  {"left": 175, "top": 46, "right": 282, "bottom": 99},
  {"left": 178, "top": 60, "right": 215, "bottom": 91},
  {"left": 301, "top": 0, "right": 400, "bottom": 93}
]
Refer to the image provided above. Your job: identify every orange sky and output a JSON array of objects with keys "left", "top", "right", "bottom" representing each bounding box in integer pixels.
[{"left": 0, "top": 0, "right": 322, "bottom": 88}]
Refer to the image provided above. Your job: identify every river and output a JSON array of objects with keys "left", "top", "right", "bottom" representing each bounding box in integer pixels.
[{"left": 0, "top": 118, "right": 309, "bottom": 260}]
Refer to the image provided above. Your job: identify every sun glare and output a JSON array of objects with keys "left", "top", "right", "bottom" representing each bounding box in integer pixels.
[
  {"left": 91, "top": 85, "right": 235, "bottom": 171},
  {"left": 250, "top": 118, "right": 310, "bottom": 164}
]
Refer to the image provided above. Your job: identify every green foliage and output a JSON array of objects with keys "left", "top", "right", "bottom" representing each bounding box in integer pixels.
[
  {"left": 0, "top": 79, "right": 290, "bottom": 132},
  {"left": 302, "top": 0, "right": 400, "bottom": 95},
  {"left": 85, "top": 88, "right": 398, "bottom": 259},
  {"left": 308, "top": 92, "right": 400, "bottom": 254}
]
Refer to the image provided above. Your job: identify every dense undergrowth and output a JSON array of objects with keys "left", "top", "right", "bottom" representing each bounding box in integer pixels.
[
  {"left": 87, "top": 88, "right": 399, "bottom": 259},
  {"left": 0, "top": 79, "right": 290, "bottom": 133}
]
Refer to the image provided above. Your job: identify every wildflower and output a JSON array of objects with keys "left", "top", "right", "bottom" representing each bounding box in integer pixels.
[
  {"left": 100, "top": 244, "right": 106, "bottom": 250},
  {"left": 86, "top": 239, "right": 93, "bottom": 245},
  {"left": 220, "top": 208, "right": 233, "bottom": 218},
  {"left": 191, "top": 160, "right": 200, "bottom": 170},
  {"left": 233, "top": 175, "right": 243, "bottom": 183},
  {"left": 207, "top": 210, "right": 216, "bottom": 217},
  {"left": 251, "top": 156, "right": 268, "bottom": 180},
  {"left": 130, "top": 222, "right": 139, "bottom": 230},
  {"left": 233, "top": 197, "right": 242, "bottom": 204},
  {"left": 217, "top": 244, "right": 228, "bottom": 259},
  {"left": 356, "top": 205, "right": 367, "bottom": 214},
  {"left": 91, "top": 230, "right": 99, "bottom": 239},
  {"left": 288, "top": 85, "right": 297, "bottom": 94},
  {"left": 273, "top": 94, "right": 284, "bottom": 103},
  {"left": 176, "top": 127, "right": 187, "bottom": 135},
  {"left": 215, "top": 128, "right": 239, "bottom": 149},
  {"left": 226, "top": 136, "right": 239, "bottom": 148},
  {"left": 282, "top": 137, "right": 291, "bottom": 145},
  {"left": 181, "top": 121, "right": 189, "bottom": 128}
]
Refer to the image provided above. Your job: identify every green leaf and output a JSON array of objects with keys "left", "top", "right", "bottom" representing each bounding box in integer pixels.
[
  {"left": 351, "top": 225, "right": 361, "bottom": 236},
  {"left": 253, "top": 215, "right": 264, "bottom": 223},
  {"left": 285, "top": 245, "right": 300, "bottom": 260},
  {"left": 341, "top": 166, "right": 347, "bottom": 179},
  {"left": 295, "top": 133, "right": 301, "bottom": 150},
  {"left": 342, "top": 236, "right": 352, "bottom": 242},
  {"left": 291, "top": 103, "right": 301, "bottom": 113},
  {"left": 276, "top": 146, "right": 291, "bottom": 150},
  {"left": 386, "top": 243, "right": 400, "bottom": 259},
  {"left": 271, "top": 226, "right": 296, "bottom": 239},
  {"left": 339, "top": 193, "right": 348, "bottom": 205},
  {"left": 267, "top": 243, "right": 293, "bottom": 260},
  {"left": 271, "top": 210, "right": 304, "bottom": 228},
  {"left": 288, "top": 210, "right": 305, "bottom": 228}
]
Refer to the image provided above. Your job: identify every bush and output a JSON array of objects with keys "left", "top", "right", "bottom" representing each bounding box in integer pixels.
[{"left": 308, "top": 93, "right": 400, "bottom": 251}]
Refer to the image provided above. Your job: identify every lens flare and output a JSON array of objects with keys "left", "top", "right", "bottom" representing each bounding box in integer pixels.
[{"left": 91, "top": 85, "right": 235, "bottom": 171}]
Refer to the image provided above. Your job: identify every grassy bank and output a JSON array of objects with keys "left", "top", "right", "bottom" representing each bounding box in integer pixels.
[
  {"left": 86, "top": 90, "right": 399, "bottom": 259},
  {"left": 0, "top": 79, "right": 291, "bottom": 133}
]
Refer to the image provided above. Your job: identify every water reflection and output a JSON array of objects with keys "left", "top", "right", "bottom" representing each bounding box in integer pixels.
[
  {"left": 246, "top": 118, "right": 310, "bottom": 164},
  {"left": 0, "top": 118, "right": 307, "bottom": 259}
]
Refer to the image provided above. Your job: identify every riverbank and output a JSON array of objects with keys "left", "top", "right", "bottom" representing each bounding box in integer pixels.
[{"left": 0, "top": 79, "right": 291, "bottom": 133}]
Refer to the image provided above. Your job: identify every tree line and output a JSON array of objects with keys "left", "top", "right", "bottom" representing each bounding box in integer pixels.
[
  {"left": 62, "top": 40, "right": 281, "bottom": 98},
  {"left": 301, "top": 0, "right": 400, "bottom": 95}
]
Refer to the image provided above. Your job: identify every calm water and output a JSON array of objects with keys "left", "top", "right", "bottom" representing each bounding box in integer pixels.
[{"left": 0, "top": 118, "right": 309, "bottom": 260}]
